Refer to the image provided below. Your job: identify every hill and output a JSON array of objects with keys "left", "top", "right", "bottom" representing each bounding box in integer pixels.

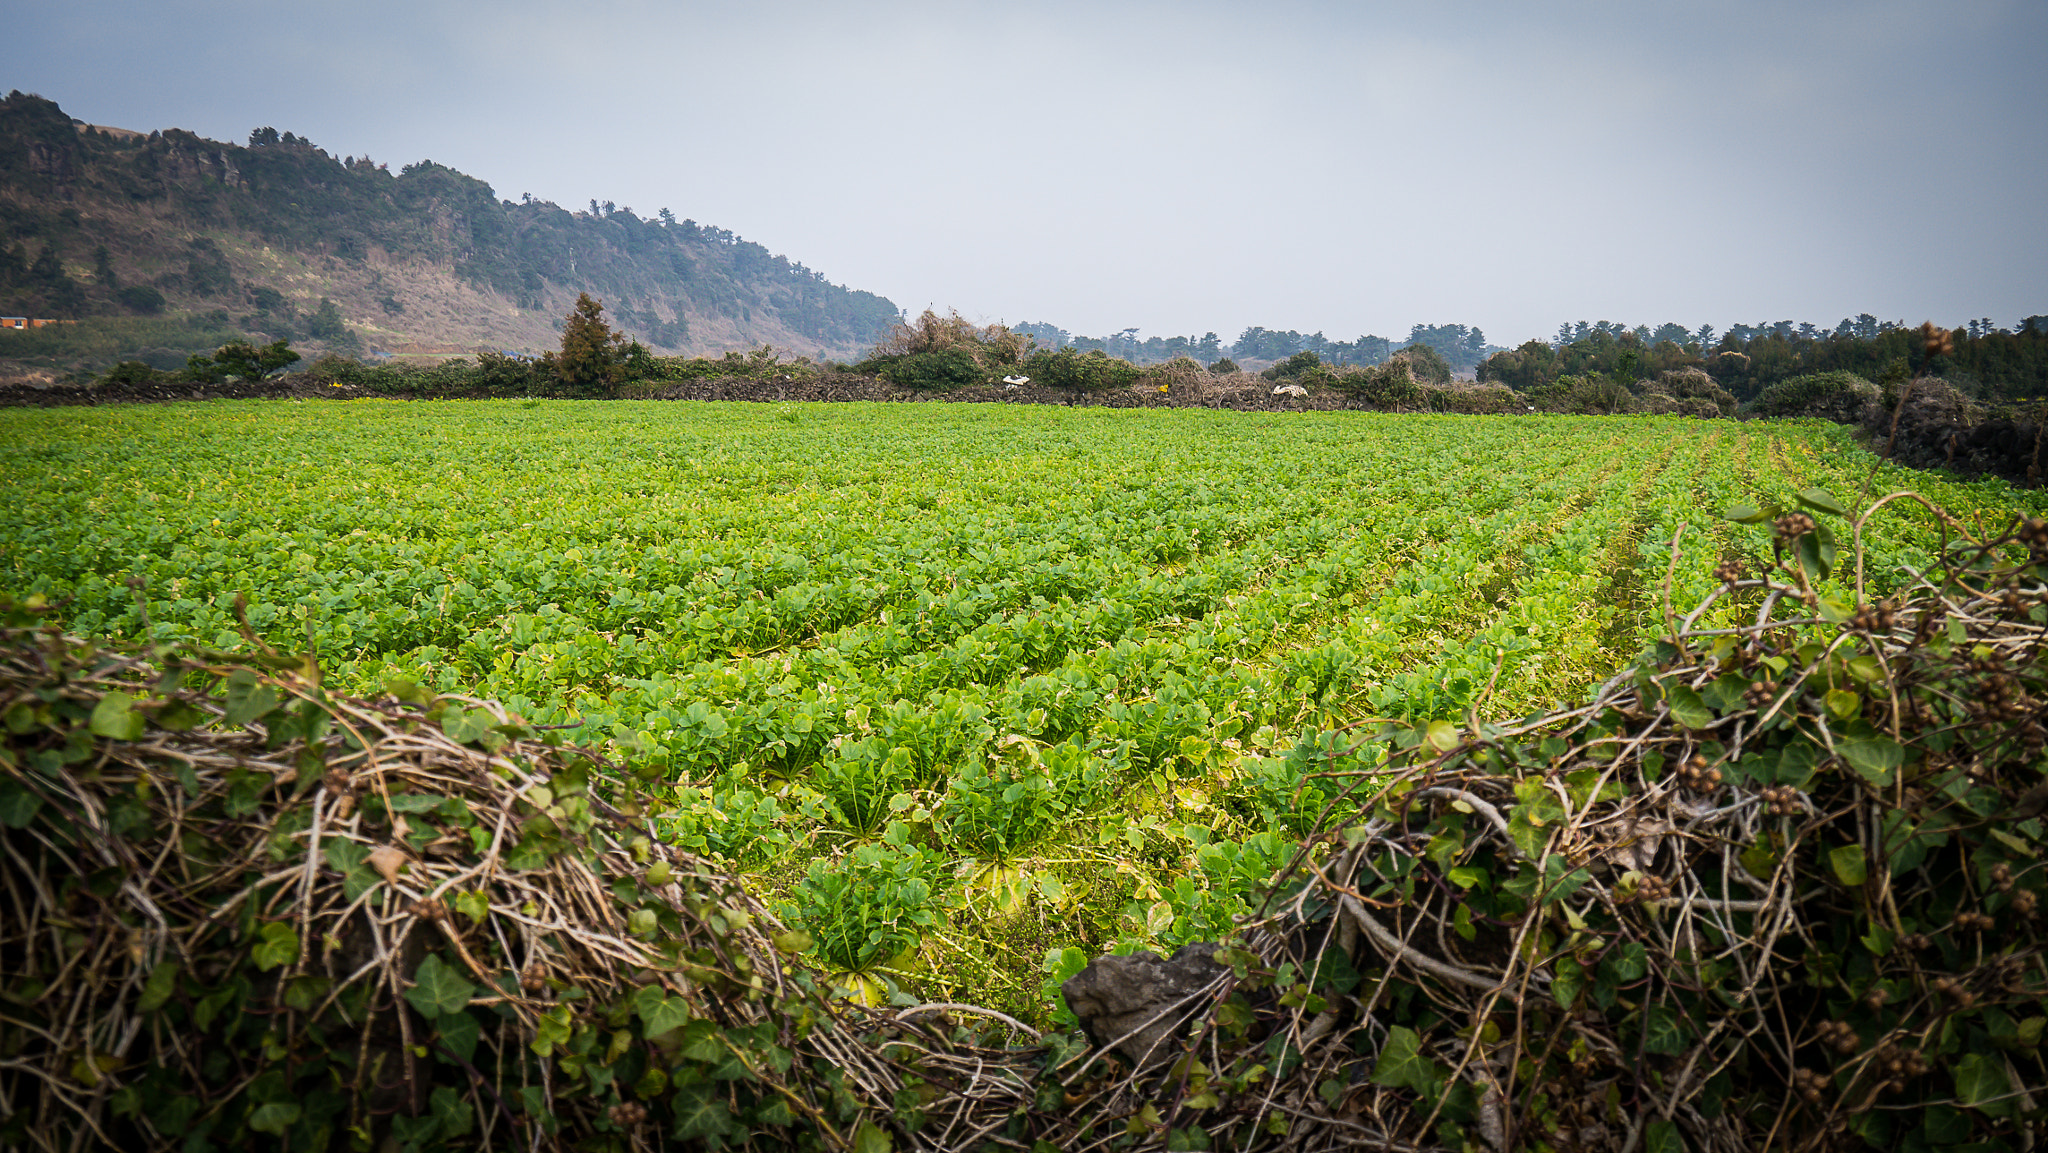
[{"left": 0, "top": 92, "right": 902, "bottom": 370}]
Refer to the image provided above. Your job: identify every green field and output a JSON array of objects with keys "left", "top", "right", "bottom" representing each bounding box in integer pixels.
[{"left": 5, "top": 399, "right": 2040, "bottom": 1015}]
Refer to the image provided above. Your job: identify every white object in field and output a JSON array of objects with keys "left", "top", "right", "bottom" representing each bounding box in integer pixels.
[
  {"left": 1272, "top": 383, "right": 1308, "bottom": 397},
  {"left": 1002, "top": 375, "right": 1030, "bottom": 390}
]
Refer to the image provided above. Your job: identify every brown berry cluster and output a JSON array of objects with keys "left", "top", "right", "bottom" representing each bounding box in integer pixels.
[
  {"left": 1863, "top": 986, "right": 1890, "bottom": 1011},
  {"left": 1633, "top": 874, "right": 1672, "bottom": 902},
  {"left": 1713, "top": 559, "right": 1745, "bottom": 586},
  {"left": 1774, "top": 512, "right": 1818, "bottom": 543},
  {"left": 2013, "top": 890, "right": 2039, "bottom": 919},
  {"left": 321, "top": 768, "right": 357, "bottom": 797},
  {"left": 1744, "top": 679, "right": 1780, "bottom": 709},
  {"left": 1930, "top": 975, "right": 1977, "bottom": 1009},
  {"left": 1872, "top": 1042, "right": 1929, "bottom": 1090},
  {"left": 1991, "top": 863, "right": 2015, "bottom": 892},
  {"left": 607, "top": 1101, "right": 649, "bottom": 1128},
  {"left": 1814, "top": 1019, "right": 1859, "bottom": 1055},
  {"left": 1973, "top": 673, "right": 2027, "bottom": 722},
  {"left": 520, "top": 961, "right": 550, "bottom": 994},
  {"left": 1792, "top": 1067, "right": 1829, "bottom": 1104},
  {"left": 2018, "top": 516, "right": 2048, "bottom": 552},
  {"left": 1678, "top": 754, "right": 1723, "bottom": 792},
  {"left": 1953, "top": 911, "right": 1995, "bottom": 933},
  {"left": 1758, "top": 784, "right": 1803, "bottom": 815},
  {"left": 405, "top": 897, "right": 446, "bottom": 923},
  {"left": 1899, "top": 932, "right": 1932, "bottom": 952},
  {"left": 1847, "top": 602, "right": 1897, "bottom": 633}
]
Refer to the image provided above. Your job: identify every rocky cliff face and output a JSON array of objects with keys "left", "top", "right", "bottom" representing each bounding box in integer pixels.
[{"left": 0, "top": 91, "right": 901, "bottom": 362}]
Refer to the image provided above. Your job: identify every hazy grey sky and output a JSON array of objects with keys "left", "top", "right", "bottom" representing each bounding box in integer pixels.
[{"left": 8, "top": 0, "right": 2044, "bottom": 346}]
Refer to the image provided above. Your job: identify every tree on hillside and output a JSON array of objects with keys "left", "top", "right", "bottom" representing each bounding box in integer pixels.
[{"left": 548, "top": 293, "right": 629, "bottom": 393}]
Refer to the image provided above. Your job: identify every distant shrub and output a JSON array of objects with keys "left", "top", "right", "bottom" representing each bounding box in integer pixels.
[
  {"left": 1330, "top": 358, "right": 1421, "bottom": 407},
  {"left": 1422, "top": 382, "right": 1524, "bottom": 414},
  {"left": 1207, "top": 357, "right": 1238, "bottom": 375},
  {"left": 877, "top": 347, "right": 983, "bottom": 390},
  {"left": 1391, "top": 343, "right": 1452, "bottom": 384},
  {"left": 97, "top": 359, "right": 167, "bottom": 386},
  {"left": 1025, "top": 346, "right": 1140, "bottom": 394},
  {"left": 1531, "top": 372, "right": 1634, "bottom": 415},
  {"left": 1749, "top": 370, "right": 1879, "bottom": 421}
]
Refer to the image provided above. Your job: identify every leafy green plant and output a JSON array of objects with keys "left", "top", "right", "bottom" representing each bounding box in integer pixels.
[{"left": 792, "top": 833, "right": 940, "bottom": 974}]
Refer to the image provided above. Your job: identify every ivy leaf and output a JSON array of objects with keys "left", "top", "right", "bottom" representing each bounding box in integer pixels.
[
  {"left": 89, "top": 692, "right": 147, "bottom": 740},
  {"left": 137, "top": 962, "right": 180, "bottom": 1012},
  {"left": 1369, "top": 1025, "right": 1441, "bottom": 1094},
  {"left": 1723, "top": 503, "right": 1769, "bottom": 524},
  {"left": 443, "top": 707, "right": 493, "bottom": 746},
  {"left": 852, "top": 1120, "right": 894, "bottom": 1153},
  {"left": 1641, "top": 1004, "right": 1689, "bottom": 1055},
  {"left": 635, "top": 988, "right": 691, "bottom": 1038},
  {"left": 0, "top": 780, "right": 42, "bottom": 829},
  {"left": 671, "top": 1083, "right": 736, "bottom": 1140},
  {"left": 1829, "top": 844, "right": 1867, "bottom": 886},
  {"left": 1796, "top": 488, "right": 1848, "bottom": 517},
  {"left": 1666, "top": 685, "right": 1714, "bottom": 730},
  {"left": 1954, "top": 1052, "right": 2012, "bottom": 1116},
  {"left": 246, "top": 1102, "right": 302, "bottom": 1135},
  {"left": 250, "top": 922, "right": 299, "bottom": 972},
  {"left": 437, "top": 1010, "right": 480, "bottom": 1063},
  {"left": 1644, "top": 1118, "right": 1684, "bottom": 1153},
  {"left": 429, "top": 1085, "right": 473, "bottom": 1138},
  {"left": 404, "top": 954, "right": 476, "bottom": 1019},
  {"left": 222, "top": 669, "right": 279, "bottom": 726},
  {"left": 1840, "top": 734, "right": 1904, "bottom": 787}
]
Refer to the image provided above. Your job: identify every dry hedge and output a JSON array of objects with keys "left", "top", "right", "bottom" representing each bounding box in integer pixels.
[{"left": 3, "top": 490, "right": 2047, "bottom": 1151}]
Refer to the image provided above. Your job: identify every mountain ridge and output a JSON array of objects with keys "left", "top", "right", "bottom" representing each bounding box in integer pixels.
[{"left": 0, "top": 92, "right": 902, "bottom": 363}]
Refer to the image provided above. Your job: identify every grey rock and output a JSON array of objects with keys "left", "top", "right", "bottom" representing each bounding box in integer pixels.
[{"left": 1060, "top": 943, "right": 1228, "bottom": 1068}]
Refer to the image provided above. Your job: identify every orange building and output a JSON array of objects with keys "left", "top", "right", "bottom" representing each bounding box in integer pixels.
[{"left": 0, "top": 318, "right": 73, "bottom": 330}]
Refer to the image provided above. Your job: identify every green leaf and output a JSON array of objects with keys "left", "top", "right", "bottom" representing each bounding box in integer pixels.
[
  {"left": 250, "top": 922, "right": 299, "bottom": 972},
  {"left": 383, "top": 792, "right": 444, "bottom": 813},
  {"left": 852, "top": 1120, "right": 894, "bottom": 1153},
  {"left": 137, "top": 962, "right": 180, "bottom": 1011},
  {"left": 437, "top": 1010, "right": 480, "bottom": 1063},
  {"left": 1723, "top": 503, "right": 1769, "bottom": 524},
  {"left": 1641, "top": 1003, "right": 1689, "bottom": 1055},
  {"left": 1425, "top": 720, "right": 1461, "bottom": 752},
  {"left": 1666, "top": 684, "right": 1714, "bottom": 730},
  {"left": 426, "top": 1085, "right": 472, "bottom": 1137},
  {"left": 1794, "top": 521, "right": 1836, "bottom": 582},
  {"left": 1644, "top": 1118, "right": 1685, "bottom": 1153},
  {"left": 89, "top": 692, "right": 147, "bottom": 740},
  {"left": 1795, "top": 488, "right": 1848, "bottom": 517},
  {"left": 1829, "top": 844, "right": 1867, "bottom": 886},
  {"left": 0, "top": 780, "right": 42, "bottom": 829},
  {"left": 444, "top": 707, "right": 493, "bottom": 746},
  {"left": 1840, "top": 734, "right": 1904, "bottom": 787},
  {"left": 671, "top": 1083, "right": 736, "bottom": 1139},
  {"left": 1369, "top": 1025, "right": 1440, "bottom": 1094},
  {"left": 1954, "top": 1052, "right": 2012, "bottom": 1116},
  {"left": 404, "top": 954, "right": 476, "bottom": 1019},
  {"left": 1824, "top": 688, "right": 1861, "bottom": 720},
  {"left": 223, "top": 669, "right": 280, "bottom": 726},
  {"left": 246, "top": 1101, "right": 302, "bottom": 1135},
  {"left": 636, "top": 988, "right": 691, "bottom": 1038}
]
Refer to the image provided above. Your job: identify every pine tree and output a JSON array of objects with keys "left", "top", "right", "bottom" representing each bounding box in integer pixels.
[{"left": 551, "top": 293, "right": 627, "bottom": 393}]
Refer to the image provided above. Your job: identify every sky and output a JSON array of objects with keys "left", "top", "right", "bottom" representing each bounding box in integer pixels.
[{"left": 6, "top": 0, "right": 2045, "bottom": 348}]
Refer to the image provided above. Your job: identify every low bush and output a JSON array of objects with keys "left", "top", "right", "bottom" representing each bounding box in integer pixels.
[{"left": 1750, "top": 369, "right": 1881, "bottom": 421}]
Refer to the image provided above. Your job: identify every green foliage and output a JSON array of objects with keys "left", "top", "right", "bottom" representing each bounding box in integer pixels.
[
  {"left": 549, "top": 292, "right": 628, "bottom": 393},
  {"left": 877, "top": 347, "right": 982, "bottom": 390},
  {"left": 1026, "top": 346, "right": 1143, "bottom": 394},
  {"left": 793, "top": 837, "right": 940, "bottom": 973},
  {"left": 1749, "top": 369, "right": 1881, "bottom": 420},
  {"left": 207, "top": 338, "right": 301, "bottom": 382}
]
